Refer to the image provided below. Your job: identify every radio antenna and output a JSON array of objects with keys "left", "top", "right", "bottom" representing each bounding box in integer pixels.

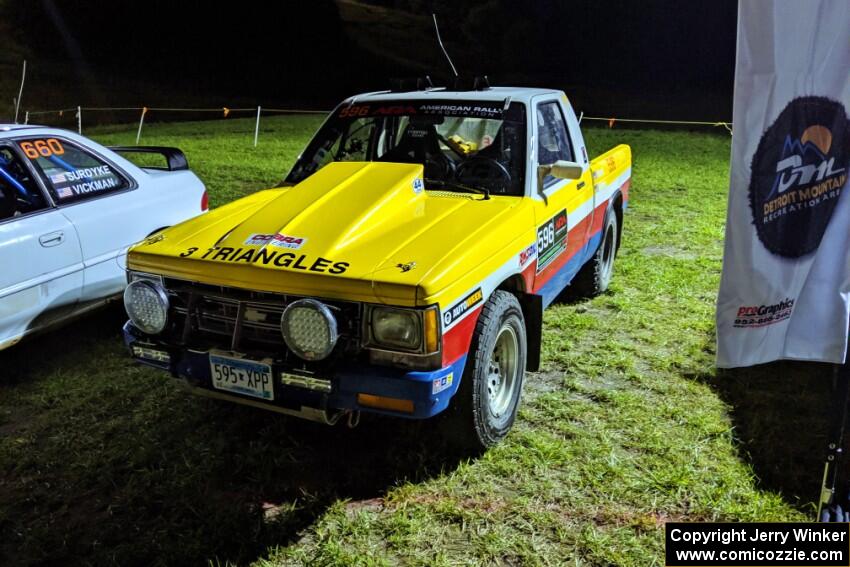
[{"left": 432, "top": 14, "right": 458, "bottom": 78}]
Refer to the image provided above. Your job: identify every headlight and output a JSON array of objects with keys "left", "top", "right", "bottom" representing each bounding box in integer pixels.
[
  {"left": 370, "top": 307, "right": 422, "bottom": 350},
  {"left": 281, "top": 299, "right": 338, "bottom": 361},
  {"left": 124, "top": 280, "right": 169, "bottom": 334}
]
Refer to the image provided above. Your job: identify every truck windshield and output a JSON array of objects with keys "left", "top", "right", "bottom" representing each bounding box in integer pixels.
[{"left": 286, "top": 100, "right": 527, "bottom": 196}]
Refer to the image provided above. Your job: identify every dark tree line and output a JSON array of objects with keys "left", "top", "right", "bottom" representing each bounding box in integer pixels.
[{"left": 2, "top": 0, "right": 737, "bottom": 116}]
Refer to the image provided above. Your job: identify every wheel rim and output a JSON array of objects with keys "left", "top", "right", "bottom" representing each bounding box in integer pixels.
[
  {"left": 600, "top": 220, "right": 616, "bottom": 283},
  {"left": 487, "top": 323, "right": 520, "bottom": 418}
]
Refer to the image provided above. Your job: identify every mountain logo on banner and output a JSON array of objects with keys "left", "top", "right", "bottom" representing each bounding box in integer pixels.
[{"left": 749, "top": 96, "right": 849, "bottom": 258}]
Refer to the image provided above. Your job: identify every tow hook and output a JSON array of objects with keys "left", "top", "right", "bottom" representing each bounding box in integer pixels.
[{"left": 346, "top": 410, "right": 361, "bottom": 429}]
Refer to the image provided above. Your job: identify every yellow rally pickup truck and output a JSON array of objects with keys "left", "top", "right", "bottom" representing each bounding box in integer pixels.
[{"left": 122, "top": 85, "right": 631, "bottom": 449}]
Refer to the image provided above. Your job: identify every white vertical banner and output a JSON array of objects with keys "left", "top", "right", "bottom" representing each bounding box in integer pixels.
[{"left": 717, "top": 0, "right": 850, "bottom": 368}]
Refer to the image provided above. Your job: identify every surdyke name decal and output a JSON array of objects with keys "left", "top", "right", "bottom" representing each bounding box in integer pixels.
[{"left": 178, "top": 246, "right": 349, "bottom": 274}]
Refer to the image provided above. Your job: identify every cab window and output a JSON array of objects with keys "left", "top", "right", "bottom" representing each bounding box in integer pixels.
[
  {"left": 20, "top": 138, "right": 129, "bottom": 204},
  {"left": 287, "top": 101, "right": 527, "bottom": 196},
  {"left": 536, "top": 101, "right": 574, "bottom": 188},
  {"left": 0, "top": 146, "right": 48, "bottom": 221}
]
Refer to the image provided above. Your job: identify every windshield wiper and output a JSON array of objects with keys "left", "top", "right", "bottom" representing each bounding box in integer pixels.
[{"left": 424, "top": 178, "right": 491, "bottom": 200}]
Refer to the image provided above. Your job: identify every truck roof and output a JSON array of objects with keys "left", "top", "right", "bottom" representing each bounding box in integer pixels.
[{"left": 348, "top": 86, "right": 564, "bottom": 105}]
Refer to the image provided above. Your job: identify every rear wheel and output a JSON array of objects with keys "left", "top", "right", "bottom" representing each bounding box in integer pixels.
[
  {"left": 446, "top": 290, "right": 527, "bottom": 451},
  {"left": 572, "top": 210, "right": 618, "bottom": 297}
]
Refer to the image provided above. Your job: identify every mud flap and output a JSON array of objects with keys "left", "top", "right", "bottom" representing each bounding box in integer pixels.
[{"left": 519, "top": 293, "right": 543, "bottom": 372}]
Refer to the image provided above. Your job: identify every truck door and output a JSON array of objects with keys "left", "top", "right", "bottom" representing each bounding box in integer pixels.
[{"left": 531, "top": 98, "right": 595, "bottom": 301}]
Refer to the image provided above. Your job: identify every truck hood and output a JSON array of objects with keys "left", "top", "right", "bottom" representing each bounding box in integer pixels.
[{"left": 128, "top": 162, "right": 532, "bottom": 306}]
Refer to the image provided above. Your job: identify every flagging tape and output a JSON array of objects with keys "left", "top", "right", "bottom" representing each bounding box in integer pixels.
[
  {"left": 24, "top": 106, "right": 327, "bottom": 115},
  {"left": 583, "top": 115, "right": 732, "bottom": 133},
  {"left": 26, "top": 108, "right": 78, "bottom": 116},
  {"left": 263, "top": 108, "right": 328, "bottom": 114},
  {"left": 23, "top": 106, "right": 733, "bottom": 132}
]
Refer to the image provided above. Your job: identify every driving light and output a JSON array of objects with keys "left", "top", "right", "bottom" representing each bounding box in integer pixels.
[
  {"left": 281, "top": 299, "right": 338, "bottom": 361},
  {"left": 371, "top": 307, "right": 421, "bottom": 350},
  {"left": 124, "top": 280, "right": 169, "bottom": 334}
]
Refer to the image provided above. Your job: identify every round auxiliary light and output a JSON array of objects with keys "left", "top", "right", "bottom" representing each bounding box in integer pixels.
[
  {"left": 281, "top": 299, "right": 339, "bottom": 361},
  {"left": 124, "top": 280, "right": 169, "bottom": 334}
]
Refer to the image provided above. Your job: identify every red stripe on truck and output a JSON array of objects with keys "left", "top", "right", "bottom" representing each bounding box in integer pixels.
[{"left": 442, "top": 305, "right": 482, "bottom": 367}]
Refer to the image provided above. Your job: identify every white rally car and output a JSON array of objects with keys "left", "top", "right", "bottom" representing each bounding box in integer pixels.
[{"left": 0, "top": 125, "right": 207, "bottom": 351}]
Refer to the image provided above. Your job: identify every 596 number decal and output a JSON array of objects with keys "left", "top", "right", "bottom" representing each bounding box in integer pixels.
[
  {"left": 338, "top": 105, "right": 370, "bottom": 118},
  {"left": 19, "top": 139, "right": 65, "bottom": 159},
  {"left": 536, "top": 209, "right": 568, "bottom": 273}
]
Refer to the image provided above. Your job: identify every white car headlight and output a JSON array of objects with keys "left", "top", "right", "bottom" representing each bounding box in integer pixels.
[
  {"left": 371, "top": 307, "right": 422, "bottom": 350},
  {"left": 281, "top": 299, "right": 339, "bottom": 361},
  {"left": 124, "top": 279, "right": 169, "bottom": 334}
]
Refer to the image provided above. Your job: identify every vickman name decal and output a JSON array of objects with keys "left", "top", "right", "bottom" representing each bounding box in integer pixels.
[
  {"left": 178, "top": 246, "right": 349, "bottom": 274},
  {"left": 442, "top": 288, "right": 483, "bottom": 327},
  {"left": 55, "top": 176, "right": 119, "bottom": 199}
]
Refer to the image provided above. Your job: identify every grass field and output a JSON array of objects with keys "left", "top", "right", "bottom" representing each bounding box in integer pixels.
[{"left": 0, "top": 116, "right": 836, "bottom": 566}]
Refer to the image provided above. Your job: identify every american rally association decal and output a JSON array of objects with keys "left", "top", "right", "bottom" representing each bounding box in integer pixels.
[
  {"left": 442, "top": 288, "right": 483, "bottom": 327},
  {"left": 536, "top": 209, "right": 568, "bottom": 273},
  {"left": 750, "top": 96, "right": 849, "bottom": 258},
  {"left": 734, "top": 298, "right": 795, "bottom": 329},
  {"left": 337, "top": 101, "right": 505, "bottom": 120}
]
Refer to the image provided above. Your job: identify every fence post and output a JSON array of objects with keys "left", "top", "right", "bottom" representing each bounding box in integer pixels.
[
  {"left": 76, "top": 106, "right": 82, "bottom": 134},
  {"left": 135, "top": 107, "right": 148, "bottom": 144},
  {"left": 254, "top": 106, "right": 261, "bottom": 147},
  {"left": 14, "top": 60, "right": 26, "bottom": 124}
]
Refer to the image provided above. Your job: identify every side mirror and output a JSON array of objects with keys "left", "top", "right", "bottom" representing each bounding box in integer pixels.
[
  {"left": 541, "top": 160, "right": 583, "bottom": 181},
  {"left": 537, "top": 160, "right": 584, "bottom": 199}
]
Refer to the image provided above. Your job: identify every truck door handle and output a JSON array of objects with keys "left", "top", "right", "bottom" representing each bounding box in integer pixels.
[
  {"left": 577, "top": 181, "right": 585, "bottom": 189},
  {"left": 39, "top": 231, "right": 65, "bottom": 247}
]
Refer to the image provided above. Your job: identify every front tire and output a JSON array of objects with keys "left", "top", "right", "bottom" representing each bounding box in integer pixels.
[{"left": 448, "top": 290, "right": 527, "bottom": 451}]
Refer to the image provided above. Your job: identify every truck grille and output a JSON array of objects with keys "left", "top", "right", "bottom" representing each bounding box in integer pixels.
[{"left": 161, "top": 278, "right": 362, "bottom": 358}]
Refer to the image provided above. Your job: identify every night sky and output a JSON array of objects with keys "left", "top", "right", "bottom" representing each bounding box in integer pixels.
[{"left": 3, "top": 0, "right": 738, "bottom": 120}]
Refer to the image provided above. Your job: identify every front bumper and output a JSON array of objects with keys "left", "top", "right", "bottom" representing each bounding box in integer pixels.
[{"left": 123, "top": 322, "right": 465, "bottom": 420}]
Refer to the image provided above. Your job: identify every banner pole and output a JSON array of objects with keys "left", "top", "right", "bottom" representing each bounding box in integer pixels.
[
  {"left": 24, "top": 111, "right": 28, "bottom": 125},
  {"left": 254, "top": 106, "right": 261, "bottom": 147},
  {"left": 817, "top": 343, "right": 850, "bottom": 521},
  {"left": 76, "top": 106, "right": 82, "bottom": 134}
]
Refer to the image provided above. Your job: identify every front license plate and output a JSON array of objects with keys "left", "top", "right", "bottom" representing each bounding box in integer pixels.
[{"left": 209, "top": 353, "right": 274, "bottom": 400}]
